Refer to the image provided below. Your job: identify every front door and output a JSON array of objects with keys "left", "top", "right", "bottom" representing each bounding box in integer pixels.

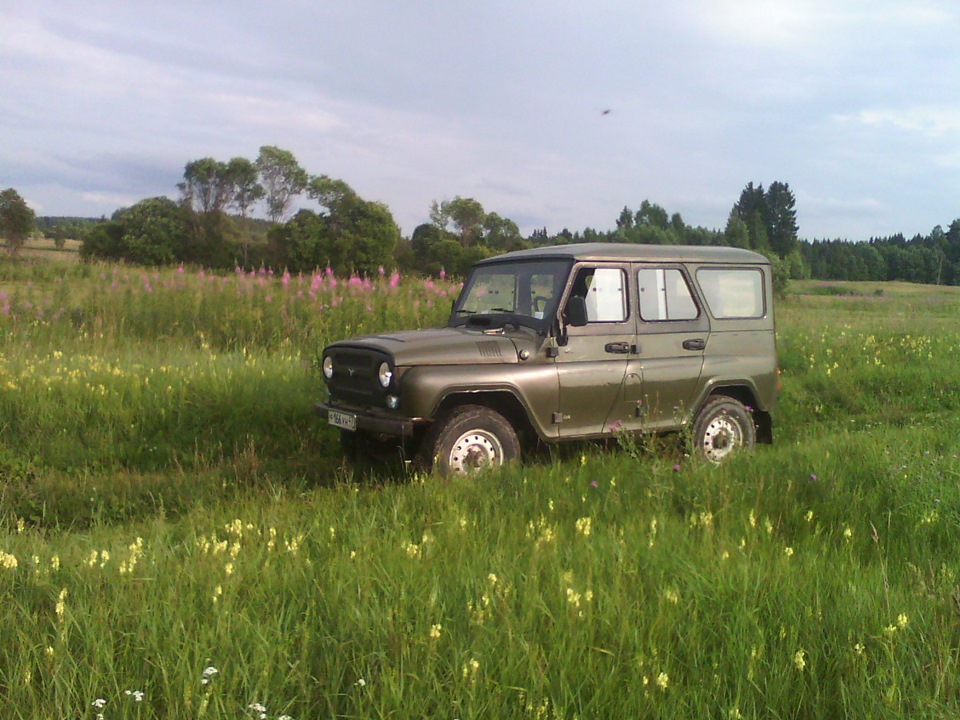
[{"left": 555, "top": 265, "right": 637, "bottom": 437}]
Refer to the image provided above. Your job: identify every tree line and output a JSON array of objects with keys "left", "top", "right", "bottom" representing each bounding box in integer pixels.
[{"left": 5, "top": 147, "right": 960, "bottom": 287}]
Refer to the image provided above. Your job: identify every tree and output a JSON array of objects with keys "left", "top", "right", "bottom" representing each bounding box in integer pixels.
[
  {"left": 616, "top": 206, "right": 634, "bottom": 230},
  {"left": 272, "top": 176, "right": 399, "bottom": 275},
  {"left": 268, "top": 209, "right": 327, "bottom": 272},
  {"left": 746, "top": 211, "right": 770, "bottom": 252},
  {"left": 226, "top": 157, "right": 265, "bottom": 265},
  {"left": 117, "top": 197, "right": 191, "bottom": 265},
  {"left": 226, "top": 157, "right": 264, "bottom": 219},
  {"left": 635, "top": 200, "right": 669, "bottom": 229},
  {"left": 0, "top": 188, "right": 36, "bottom": 254},
  {"left": 765, "top": 181, "right": 799, "bottom": 256},
  {"left": 482, "top": 212, "right": 523, "bottom": 252},
  {"left": 431, "top": 196, "right": 486, "bottom": 247},
  {"left": 409, "top": 223, "right": 466, "bottom": 276},
  {"left": 80, "top": 221, "right": 125, "bottom": 262},
  {"left": 734, "top": 182, "right": 766, "bottom": 222},
  {"left": 307, "top": 174, "right": 356, "bottom": 213},
  {"left": 178, "top": 158, "right": 233, "bottom": 214},
  {"left": 338, "top": 199, "right": 400, "bottom": 275},
  {"left": 256, "top": 146, "right": 308, "bottom": 223},
  {"left": 723, "top": 209, "right": 750, "bottom": 249},
  {"left": 732, "top": 181, "right": 799, "bottom": 257}
]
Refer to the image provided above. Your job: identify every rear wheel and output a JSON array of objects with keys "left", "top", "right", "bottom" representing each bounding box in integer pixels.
[
  {"left": 692, "top": 396, "right": 756, "bottom": 463},
  {"left": 421, "top": 405, "right": 520, "bottom": 475}
]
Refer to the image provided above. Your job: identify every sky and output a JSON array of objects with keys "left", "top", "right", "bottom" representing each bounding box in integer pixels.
[{"left": 2, "top": 1, "right": 959, "bottom": 241}]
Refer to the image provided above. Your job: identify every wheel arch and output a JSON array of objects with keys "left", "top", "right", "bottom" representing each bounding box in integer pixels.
[
  {"left": 695, "top": 383, "right": 773, "bottom": 445},
  {"left": 432, "top": 389, "right": 543, "bottom": 445}
]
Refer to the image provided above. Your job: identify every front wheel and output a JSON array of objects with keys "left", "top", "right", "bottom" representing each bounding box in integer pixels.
[
  {"left": 691, "top": 397, "right": 756, "bottom": 463},
  {"left": 422, "top": 405, "right": 520, "bottom": 475}
]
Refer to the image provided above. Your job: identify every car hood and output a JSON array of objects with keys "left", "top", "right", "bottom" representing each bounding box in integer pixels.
[{"left": 327, "top": 327, "right": 542, "bottom": 366}]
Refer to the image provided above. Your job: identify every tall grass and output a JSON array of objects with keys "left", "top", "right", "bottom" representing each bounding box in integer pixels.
[{"left": 1, "top": 269, "right": 959, "bottom": 718}]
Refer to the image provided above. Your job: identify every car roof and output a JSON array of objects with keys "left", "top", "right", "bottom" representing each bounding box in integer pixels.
[{"left": 477, "top": 242, "right": 770, "bottom": 266}]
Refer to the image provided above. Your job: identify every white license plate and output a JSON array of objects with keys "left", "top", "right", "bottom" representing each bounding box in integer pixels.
[{"left": 328, "top": 410, "right": 357, "bottom": 431}]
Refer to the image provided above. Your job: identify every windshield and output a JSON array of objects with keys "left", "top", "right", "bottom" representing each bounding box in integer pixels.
[{"left": 450, "top": 259, "right": 571, "bottom": 331}]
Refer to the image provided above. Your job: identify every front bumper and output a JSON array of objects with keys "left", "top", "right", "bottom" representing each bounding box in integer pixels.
[{"left": 315, "top": 402, "right": 421, "bottom": 439}]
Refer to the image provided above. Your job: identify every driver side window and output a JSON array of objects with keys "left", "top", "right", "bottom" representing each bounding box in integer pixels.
[{"left": 571, "top": 267, "right": 627, "bottom": 322}]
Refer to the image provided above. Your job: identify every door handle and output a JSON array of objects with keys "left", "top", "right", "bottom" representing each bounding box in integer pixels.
[
  {"left": 682, "top": 339, "right": 706, "bottom": 351},
  {"left": 604, "top": 342, "right": 630, "bottom": 354}
]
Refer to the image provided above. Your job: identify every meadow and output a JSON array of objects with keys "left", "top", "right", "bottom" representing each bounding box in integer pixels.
[{"left": 0, "top": 261, "right": 958, "bottom": 719}]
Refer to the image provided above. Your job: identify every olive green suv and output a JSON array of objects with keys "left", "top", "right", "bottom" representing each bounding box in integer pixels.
[{"left": 318, "top": 243, "right": 778, "bottom": 474}]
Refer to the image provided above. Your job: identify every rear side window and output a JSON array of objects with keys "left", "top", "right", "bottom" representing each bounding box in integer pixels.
[
  {"left": 638, "top": 268, "right": 698, "bottom": 321},
  {"left": 697, "top": 268, "right": 765, "bottom": 319}
]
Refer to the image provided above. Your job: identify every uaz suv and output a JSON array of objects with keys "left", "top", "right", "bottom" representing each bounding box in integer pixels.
[{"left": 318, "top": 243, "right": 778, "bottom": 474}]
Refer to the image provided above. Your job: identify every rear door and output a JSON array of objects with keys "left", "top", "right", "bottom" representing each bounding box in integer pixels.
[{"left": 627, "top": 264, "right": 710, "bottom": 431}]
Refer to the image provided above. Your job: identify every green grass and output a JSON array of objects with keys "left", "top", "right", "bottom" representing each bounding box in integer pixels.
[{"left": 1, "top": 268, "right": 959, "bottom": 718}]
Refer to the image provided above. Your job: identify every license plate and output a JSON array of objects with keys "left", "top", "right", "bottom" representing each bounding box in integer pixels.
[{"left": 328, "top": 410, "right": 357, "bottom": 431}]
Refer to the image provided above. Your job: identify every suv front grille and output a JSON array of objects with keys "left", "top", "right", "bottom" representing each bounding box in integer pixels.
[{"left": 327, "top": 348, "right": 390, "bottom": 406}]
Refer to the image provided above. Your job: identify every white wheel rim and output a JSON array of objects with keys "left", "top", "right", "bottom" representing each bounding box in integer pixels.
[
  {"left": 701, "top": 414, "right": 742, "bottom": 463},
  {"left": 448, "top": 430, "right": 503, "bottom": 473}
]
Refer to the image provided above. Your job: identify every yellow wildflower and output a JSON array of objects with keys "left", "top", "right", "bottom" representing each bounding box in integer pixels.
[
  {"left": 793, "top": 649, "right": 806, "bottom": 672},
  {"left": 55, "top": 589, "right": 68, "bottom": 622}
]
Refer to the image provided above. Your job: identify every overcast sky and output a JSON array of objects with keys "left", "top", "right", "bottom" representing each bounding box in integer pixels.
[{"left": 2, "top": 1, "right": 959, "bottom": 241}]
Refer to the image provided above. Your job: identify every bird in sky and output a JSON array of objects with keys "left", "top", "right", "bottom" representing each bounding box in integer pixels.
[{"left": 601, "top": 109, "right": 611, "bottom": 116}]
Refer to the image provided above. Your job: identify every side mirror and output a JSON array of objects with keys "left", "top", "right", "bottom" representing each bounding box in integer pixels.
[{"left": 564, "top": 296, "right": 588, "bottom": 327}]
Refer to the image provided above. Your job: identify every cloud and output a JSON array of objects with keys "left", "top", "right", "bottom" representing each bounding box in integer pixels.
[
  {"left": 80, "top": 191, "right": 144, "bottom": 208},
  {"left": 206, "top": 92, "right": 346, "bottom": 136},
  {"left": 840, "top": 107, "right": 960, "bottom": 138},
  {"left": 687, "top": 0, "right": 824, "bottom": 49},
  {"left": 3, "top": 0, "right": 960, "bottom": 241}
]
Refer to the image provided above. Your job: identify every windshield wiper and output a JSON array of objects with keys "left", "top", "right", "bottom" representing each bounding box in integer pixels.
[{"left": 489, "top": 307, "right": 514, "bottom": 313}]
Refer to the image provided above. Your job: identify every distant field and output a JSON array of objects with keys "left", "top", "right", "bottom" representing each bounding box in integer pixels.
[
  {"left": 1, "top": 237, "right": 82, "bottom": 261},
  {"left": 1, "top": 264, "right": 958, "bottom": 718}
]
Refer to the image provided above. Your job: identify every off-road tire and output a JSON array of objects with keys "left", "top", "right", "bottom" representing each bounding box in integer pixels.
[
  {"left": 420, "top": 405, "right": 520, "bottom": 476},
  {"left": 692, "top": 396, "right": 756, "bottom": 463}
]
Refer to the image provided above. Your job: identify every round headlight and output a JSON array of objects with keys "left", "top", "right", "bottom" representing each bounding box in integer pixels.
[
  {"left": 378, "top": 361, "right": 393, "bottom": 388},
  {"left": 322, "top": 356, "right": 334, "bottom": 380}
]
